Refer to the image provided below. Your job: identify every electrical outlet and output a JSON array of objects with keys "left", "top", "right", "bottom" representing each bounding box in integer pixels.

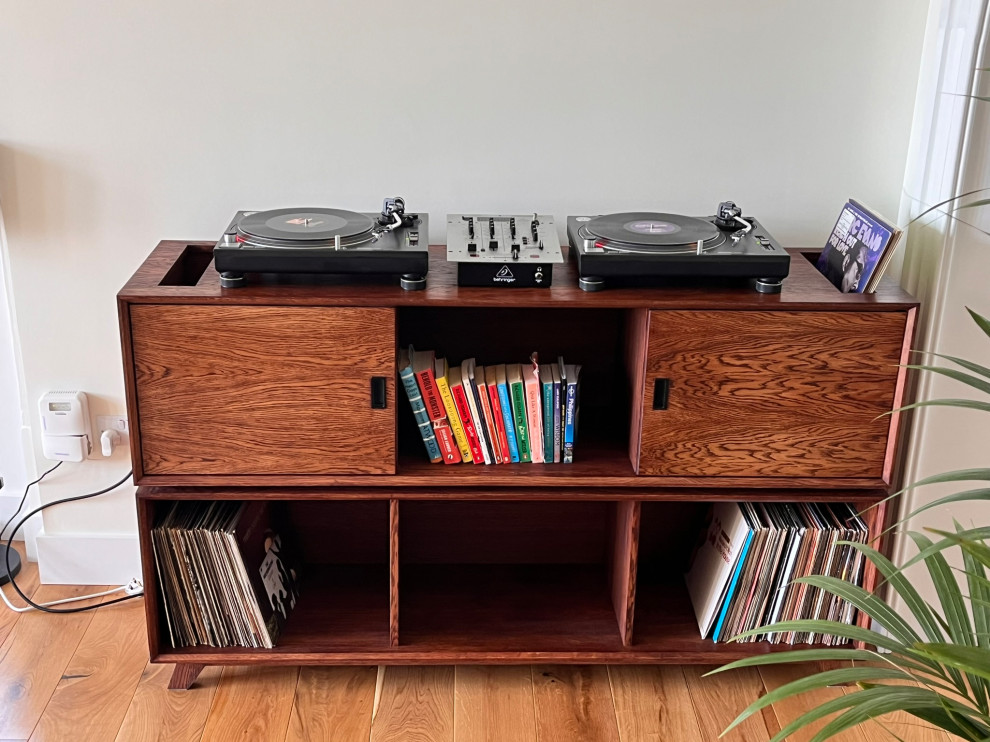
[{"left": 96, "top": 415, "right": 129, "bottom": 455}]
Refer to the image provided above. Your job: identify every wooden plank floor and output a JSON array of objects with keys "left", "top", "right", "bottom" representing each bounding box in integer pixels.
[{"left": 0, "top": 553, "right": 955, "bottom": 741}]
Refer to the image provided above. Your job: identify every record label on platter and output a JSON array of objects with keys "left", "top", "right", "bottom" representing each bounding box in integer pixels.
[{"left": 625, "top": 220, "right": 681, "bottom": 235}]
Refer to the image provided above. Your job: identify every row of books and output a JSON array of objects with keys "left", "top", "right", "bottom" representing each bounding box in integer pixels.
[
  {"left": 398, "top": 347, "right": 581, "bottom": 464},
  {"left": 685, "top": 502, "right": 868, "bottom": 645},
  {"left": 152, "top": 501, "right": 299, "bottom": 649}
]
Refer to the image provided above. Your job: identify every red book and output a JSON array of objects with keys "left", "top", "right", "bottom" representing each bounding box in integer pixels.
[
  {"left": 411, "top": 348, "right": 444, "bottom": 422},
  {"left": 450, "top": 366, "right": 485, "bottom": 465},
  {"left": 485, "top": 365, "right": 511, "bottom": 463},
  {"left": 433, "top": 420, "right": 461, "bottom": 465},
  {"left": 474, "top": 365, "right": 503, "bottom": 464}
]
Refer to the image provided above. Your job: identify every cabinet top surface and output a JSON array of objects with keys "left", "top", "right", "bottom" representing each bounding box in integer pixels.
[{"left": 118, "top": 242, "right": 918, "bottom": 309}]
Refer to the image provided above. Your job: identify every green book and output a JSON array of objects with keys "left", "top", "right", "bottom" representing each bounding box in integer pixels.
[
  {"left": 506, "top": 363, "right": 531, "bottom": 463},
  {"left": 540, "top": 364, "right": 555, "bottom": 463}
]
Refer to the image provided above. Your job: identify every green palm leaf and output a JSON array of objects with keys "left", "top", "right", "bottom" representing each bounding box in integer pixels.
[
  {"left": 810, "top": 685, "right": 990, "bottom": 742},
  {"left": 769, "top": 685, "right": 988, "bottom": 742},
  {"left": 841, "top": 541, "right": 946, "bottom": 644},
  {"left": 968, "top": 307, "right": 990, "bottom": 339},
  {"left": 912, "top": 644, "right": 990, "bottom": 683},
  {"left": 911, "top": 349, "right": 990, "bottom": 381},
  {"left": 721, "top": 667, "right": 916, "bottom": 738},
  {"left": 901, "top": 365, "right": 990, "bottom": 396}
]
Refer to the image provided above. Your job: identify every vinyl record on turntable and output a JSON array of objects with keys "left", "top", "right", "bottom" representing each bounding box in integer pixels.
[
  {"left": 583, "top": 212, "right": 720, "bottom": 249},
  {"left": 236, "top": 208, "right": 375, "bottom": 248}
]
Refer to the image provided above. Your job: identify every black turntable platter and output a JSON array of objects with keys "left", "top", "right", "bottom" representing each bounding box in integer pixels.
[
  {"left": 236, "top": 208, "right": 375, "bottom": 248},
  {"left": 583, "top": 212, "right": 720, "bottom": 249}
]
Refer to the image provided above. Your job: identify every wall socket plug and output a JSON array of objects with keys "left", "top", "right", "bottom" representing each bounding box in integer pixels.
[{"left": 96, "top": 415, "right": 129, "bottom": 456}]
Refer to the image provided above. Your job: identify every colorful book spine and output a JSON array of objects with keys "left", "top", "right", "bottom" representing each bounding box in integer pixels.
[
  {"left": 450, "top": 371, "right": 485, "bottom": 465},
  {"left": 507, "top": 364, "right": 532, "bottom": 463},
  {"left": 462, "top": 361, "right": 492, "bottom": 464},
  {"left": 524, "top": 355, "right": 544, "bottom": 463},
  {"left": 475, "top": 368, "right": 503, "bottom": 464},
  {"left": 551, "top": 363, "right": 562, "bottom": 464},
  {"left": 398, "top": 358, "right": 442, "bottom": 464},
  {"left": 540, "top": 365, "right": 554, "bottom": 463},
  {"left": 495, "top": 365, "right": 520, "bottom": 463},
  {"left": 435, "top": 359, "right": 473, "bottom": 463},
  {"left": 563, "top": 364, "right": 580, "bottom": 464},
  {"left": 433, "top": 420, "right": 461, "bottom": 464},
  {"left": 485, "top": 366, "right": 511, "bottom": 463}
]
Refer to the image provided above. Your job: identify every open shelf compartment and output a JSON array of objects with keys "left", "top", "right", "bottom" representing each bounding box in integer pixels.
[
  {"left": 139, "top": 498, "right": 392, "bottom": 659},
  {"left": 394, "top": 500, "right": 634, "bottom": 651}
]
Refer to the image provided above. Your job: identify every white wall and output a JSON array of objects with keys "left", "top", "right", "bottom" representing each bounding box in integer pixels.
[
  {"left": 0, "top": 0, "right": 930, "bottom": 582},
  {"left": 0, "top": 205, "right": 31, "bottom": 542}
]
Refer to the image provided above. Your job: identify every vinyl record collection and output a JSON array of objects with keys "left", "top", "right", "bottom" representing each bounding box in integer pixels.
[
  {"left": 152, "top": 501, "right": 299, "bottom": 649},
  {"left": 398, "top": 347, "right": 581, "bottom": 465},
  {"left": 685, "top": 502, "right": 869, "bottom": 645}
]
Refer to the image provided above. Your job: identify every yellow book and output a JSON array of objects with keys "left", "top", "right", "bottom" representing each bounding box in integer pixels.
[{"left": 434, "top": 357, "right": 473, "bottom": 463}]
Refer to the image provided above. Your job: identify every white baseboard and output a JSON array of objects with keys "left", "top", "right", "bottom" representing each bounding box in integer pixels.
[{"left": 35, "top": 531, "right": 141, "bottom": 585}]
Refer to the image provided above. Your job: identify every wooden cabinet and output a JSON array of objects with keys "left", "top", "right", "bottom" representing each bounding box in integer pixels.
[
  {"left": 118, "top": 243, "right": 917, "bottom": 689},
  {"left": 126, "top": 304, "right": 395, "bottom": 476},
  {"left": 635, "top": 310, "right": 907, "bottom": 478}
]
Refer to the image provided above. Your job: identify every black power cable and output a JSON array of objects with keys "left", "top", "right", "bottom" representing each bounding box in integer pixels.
[
  {"left": 1, "top": 461, "right": 61, "bottom": 540},
  {"left": 3, "top": 469, "right": 142, "bottom": 613}
]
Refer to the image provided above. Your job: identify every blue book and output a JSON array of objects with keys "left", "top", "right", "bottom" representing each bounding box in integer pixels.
[
  {"left": 495, "top": 364, "right": 520, "bottom": 463},
  {"left": 398, "top": 350, "right": 442, "bottom": 463},
  {"left": 551, "top": 361, "right": 562, "bottom": 464},
  {"left": 563, "top": 364, "right": 581, "bottom": 464}
]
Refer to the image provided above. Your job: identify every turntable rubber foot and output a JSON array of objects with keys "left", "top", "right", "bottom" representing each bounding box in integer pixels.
[
  {"left": 400, "top": 273, "right": 427, "bottom": 291},
  {"left": 754, "top": 277, "right": 783, "bottom": 294},
  {"left": 220, "top": 272, "right": 246, "bottom": 288},
  {"left": 578, "top": 276, "right": 605, "bottom": 292}
]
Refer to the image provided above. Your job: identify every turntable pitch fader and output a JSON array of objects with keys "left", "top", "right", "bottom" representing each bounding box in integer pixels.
[{"left": 446, "top": 214, "right": 563, "bottom": 288}]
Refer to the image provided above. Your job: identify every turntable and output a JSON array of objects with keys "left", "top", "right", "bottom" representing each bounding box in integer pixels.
[
  {"left": 567, "top": 201, "right": 790, "bottom": 293},
  {"left": 213, "top": 197, "right": 429, "bottom": 289}
]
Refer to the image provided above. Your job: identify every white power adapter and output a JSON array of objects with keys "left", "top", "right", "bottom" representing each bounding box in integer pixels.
[{"left": 39, "top": 391, "right": 93, "bottom": 462}]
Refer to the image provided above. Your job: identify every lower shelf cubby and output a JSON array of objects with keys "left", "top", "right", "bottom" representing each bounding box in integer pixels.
[
  {"left": 140, "top": 497, "right": 393, "bottom": 658},
  {"left": 395, "top": 500, "right": 627, "bottom": 653}
]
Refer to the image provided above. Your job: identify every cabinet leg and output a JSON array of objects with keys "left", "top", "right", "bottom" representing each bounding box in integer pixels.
[{"left": 168, "top": 663, "right": 206, "bottom": 690}]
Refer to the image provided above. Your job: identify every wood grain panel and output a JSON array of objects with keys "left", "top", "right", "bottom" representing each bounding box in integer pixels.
[
  {"left": 682, "top": 665, "right": 772, "bottom": 742},
  {"left": 285, "top": 666, "right": 377, "bottom": 742},
  {"left": 531, "top": 665, "right": 621, "bottom": 742},
  {"left": 608, "top": 665, "right": 705, "bottom": 741},
  {"left": 624, "top": 309, "right": 650, "bottom": 472},
  {"left": 130, "top": 305, "right": 395, "bottom": 475},
  {"left": 454, "top": 666, "right": 537, "bottom": 742},
  {"left": 114, "top": 663, "right": 222, "bottom": 742},
  {"left": 0, "top": 585, "right": 107, "bottom": 739},
  {"left": 639, "top": 310, "right": 907, "bottom": 477},
  {"left": 609, "top": 501, "right": 640, "bottom": 647},
  {"left": 390, "top": 499, "right": 399, "bottom": 648},
  {"left": 369, "top": 666, "right": 454, "bottom": 742},
  {"left": 120, "top": 243, "right": 918, "bottom": 310},
  {"left": 29, "top": 596, "right": 148, "bottom": 742},
  {"left": 199, "top": 665, "right": 298, "bottom": 741}
]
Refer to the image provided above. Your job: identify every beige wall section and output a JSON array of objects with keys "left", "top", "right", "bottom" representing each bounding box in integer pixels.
[{"left": 0, "top": 1, "right": 929, "bottom": 582}]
